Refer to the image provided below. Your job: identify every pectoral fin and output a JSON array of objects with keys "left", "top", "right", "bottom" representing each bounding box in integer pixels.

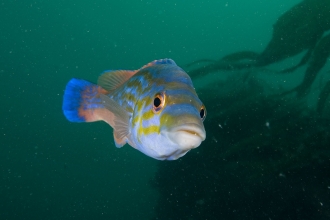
[{"left": 99, "top": 94, "right": 130, "bottom": 148}]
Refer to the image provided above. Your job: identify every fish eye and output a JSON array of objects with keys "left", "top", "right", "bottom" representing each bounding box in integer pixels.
[
  {"left": 152, "top": 92, "right": 166, "bottom": 113},
  {"left": 200, "top": 105, "right": 206, "bottom": 121}
]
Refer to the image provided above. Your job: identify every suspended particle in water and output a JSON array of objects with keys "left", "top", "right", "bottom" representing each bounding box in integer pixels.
[{"left": 265, "top": 121, "right": 270, "bottom": 128}]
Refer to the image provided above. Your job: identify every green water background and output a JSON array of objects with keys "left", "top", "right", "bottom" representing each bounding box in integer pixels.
[{"left": 2, "top": 0, "right": 327, "bottom": 219}]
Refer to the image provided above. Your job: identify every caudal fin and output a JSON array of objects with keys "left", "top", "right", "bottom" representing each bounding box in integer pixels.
[{"left": 62, "top": 78, "right": 107, "bottom": 122}]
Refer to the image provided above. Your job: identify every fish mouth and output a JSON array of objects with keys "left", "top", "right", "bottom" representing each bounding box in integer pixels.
[
  {"left": 173, "top": 124, "right": 206, "bottom": 140},
  {"left": 167, "top": 123, "right": 206, "bottom": 151}
]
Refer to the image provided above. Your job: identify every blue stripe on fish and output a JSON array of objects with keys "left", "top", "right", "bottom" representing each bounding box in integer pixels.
[
  {"left": 62, "top": 78, "right": 93, "bottom": 122},
  {"left": 164, "top": 103, "right": 200, "bottom": 116}
]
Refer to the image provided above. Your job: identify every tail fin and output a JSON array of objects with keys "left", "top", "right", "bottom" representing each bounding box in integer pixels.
[{"left": 62, "top": 78, "right": 107, "bottom": 122}]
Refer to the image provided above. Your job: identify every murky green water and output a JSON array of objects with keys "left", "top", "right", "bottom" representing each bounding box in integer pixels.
[{"left": 1, "top": 0, "right": 329, "bottom": 219}]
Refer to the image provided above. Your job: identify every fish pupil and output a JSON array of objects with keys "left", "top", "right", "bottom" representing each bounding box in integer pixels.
[
  {"left": 154, "top": 97, "right": 161, "bottom": 107},
  {"left": 200, "top": 108, "right": 205, "bottom": 118}
]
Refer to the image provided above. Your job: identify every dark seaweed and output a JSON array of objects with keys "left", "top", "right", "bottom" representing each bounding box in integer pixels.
[{"left": 151, "top": 76, "right": 330, "bottom": 220}]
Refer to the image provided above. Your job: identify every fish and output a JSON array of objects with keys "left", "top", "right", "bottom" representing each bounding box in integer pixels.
[{"left": 62, "top": 59, "right": 206, "bottom": 160}]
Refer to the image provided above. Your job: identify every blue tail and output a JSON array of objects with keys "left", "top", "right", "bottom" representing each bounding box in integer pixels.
[{"left": 62, "top": 78, "right": 96, "bottom": 122}]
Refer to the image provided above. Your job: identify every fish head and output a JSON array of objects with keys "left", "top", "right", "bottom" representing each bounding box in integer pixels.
[{"left": 132, "top": 65, "right": 206, "bottom": 160}]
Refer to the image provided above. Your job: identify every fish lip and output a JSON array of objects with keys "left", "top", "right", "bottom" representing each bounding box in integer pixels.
[{"left": 171, "top": 123, "right": 206, "bottom": 140}]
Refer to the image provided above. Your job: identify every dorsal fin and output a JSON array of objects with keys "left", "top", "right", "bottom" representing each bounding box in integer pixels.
[
  {"left": 140, "top": 59, "right": 177, "bottom": 69},
  {"left": 97, "top": 70, "right": 137, "bottom": 91},
  {"left": 98, "top": 59, "right": 176, "bottom": 91}
]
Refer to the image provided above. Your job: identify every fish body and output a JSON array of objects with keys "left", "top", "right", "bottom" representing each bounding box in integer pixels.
[{"left": 62, "top": 59, "right": 206, "bottom": 160}]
